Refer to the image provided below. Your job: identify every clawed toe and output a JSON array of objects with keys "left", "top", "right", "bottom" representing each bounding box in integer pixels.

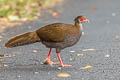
[
  {"left": 43, "top": 59, "right": 58, "bottom": 66},
  {"left": 59, "top": 64, "right": 72, "bottom": 67}
]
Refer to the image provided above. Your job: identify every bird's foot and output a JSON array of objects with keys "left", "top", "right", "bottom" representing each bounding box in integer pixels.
[
  {"left": 59, "top": 64, "right": 72, "bottom": 67},
  {"left": 43, "top": 59, "right": 57, "bottom": 66}
]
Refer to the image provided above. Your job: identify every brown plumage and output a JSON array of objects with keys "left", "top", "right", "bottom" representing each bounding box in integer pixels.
[
  {"left": 5, "top": 32, "right": 40, "bottom": 47},
  {"left": 36, "top": 23, "right": 80, "bottom": 42},
  {"left": 5, "top": 16, "right": 89, "bottom": 67}
]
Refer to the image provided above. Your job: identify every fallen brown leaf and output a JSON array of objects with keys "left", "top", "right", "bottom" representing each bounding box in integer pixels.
[
  {"left": 77, "top": 53, "right": 83, "bottom": 56},
  {"left": 57, "top": 72, "right": 70, "bottom": 77},
  {"left": 80, "top": 65, "right": 93, "bottom": 69}
]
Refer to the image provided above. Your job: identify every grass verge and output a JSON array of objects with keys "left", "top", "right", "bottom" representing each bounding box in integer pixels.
[{"left": 0, "top": 0, "right": 62, "bottom": 27}]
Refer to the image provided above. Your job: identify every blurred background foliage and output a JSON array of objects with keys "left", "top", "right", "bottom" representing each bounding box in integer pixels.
[{"left": 0, "top": 0, "right": 62, "bottom": 22}]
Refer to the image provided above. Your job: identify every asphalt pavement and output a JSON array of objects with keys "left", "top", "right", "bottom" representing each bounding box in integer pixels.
[{"left": 0, "top": 0, "right": 120, "bottom": 80}]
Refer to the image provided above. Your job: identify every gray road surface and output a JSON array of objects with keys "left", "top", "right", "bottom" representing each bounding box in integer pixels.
[{"left": 0, "top": 0, "right": 120, "bottom": 80}]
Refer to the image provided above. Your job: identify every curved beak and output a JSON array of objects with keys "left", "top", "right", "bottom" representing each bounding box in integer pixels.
[{"left": 85, "top": 19, "right": 89, "bottom": 23}]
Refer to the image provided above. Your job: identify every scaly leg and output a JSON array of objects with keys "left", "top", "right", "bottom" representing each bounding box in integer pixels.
[
  {"left": 57, "top": 53, "right": 72, "bottom": 67},
  {"left": 44, "top": 48, "right": 53, "bottom": 65},
  {"left": 44, "top": 48, "right": 54, "bottom": 65}
]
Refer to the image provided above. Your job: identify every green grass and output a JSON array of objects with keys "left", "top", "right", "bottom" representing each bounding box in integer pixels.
[{"left": 0, "top": 0, "right": 62, "bottom": 21}]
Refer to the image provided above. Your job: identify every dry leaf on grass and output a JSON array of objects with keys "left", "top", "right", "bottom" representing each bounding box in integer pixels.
[
  {"left": 80, "top": 65, "right": 93, "bottom": 69},
  {"left": 57, "top": 72, "right": 70, "bottom": 77}
]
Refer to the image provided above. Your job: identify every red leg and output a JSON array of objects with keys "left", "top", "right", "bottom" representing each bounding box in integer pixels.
[
  {"left": 44, "top": 48, "right": 54, "bottom": 65},
  {"left": 57, "top": 53, "right": 72, "bottom": 67},
  {"left": 47, "top": 48, "right": 52, "bottom": 59}
]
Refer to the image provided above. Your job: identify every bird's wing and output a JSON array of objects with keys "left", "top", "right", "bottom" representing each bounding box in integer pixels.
[{"left": 36, "top": 23, "right": 68, "bottom": 42}]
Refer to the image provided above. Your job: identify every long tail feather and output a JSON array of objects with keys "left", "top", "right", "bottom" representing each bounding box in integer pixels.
[{"left": 5, "top": 31, "right": 40, "bottom": 48}]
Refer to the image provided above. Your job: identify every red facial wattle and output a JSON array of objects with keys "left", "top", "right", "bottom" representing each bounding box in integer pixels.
[{"left": 80, "top": 17, "right": 87, "bottom": 22}]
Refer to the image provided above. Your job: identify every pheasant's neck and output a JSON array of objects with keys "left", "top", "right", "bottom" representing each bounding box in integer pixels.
[
  {"left": 79, "top": 23, "right": 83, "bottom": 31},
  {"left": 75, "top": 22, "right": 83, "bottom": 31}
]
